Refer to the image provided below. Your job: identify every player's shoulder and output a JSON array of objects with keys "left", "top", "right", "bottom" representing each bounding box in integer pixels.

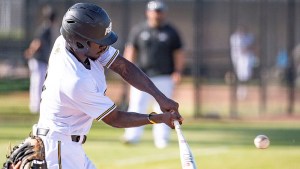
[
  {"left": 134, "top": 21, "right": 147, "bottom": 29},
  {"left": 163, "top": 23, "right": 179, "bottom": 33},
  {"left": 98, "top": 46, "right": 119, "bottom": 68},
  {"left": 55, "top": 35, "right": 65, "bottom": 44},
  {"left": 131, "top": 22, "right": 148, "bottom": 33},
  {"left": 53, "top": 35, "right": 65, "bottom": 48},
  {"left": 50, "top": 35, "right": 66, "bottom": 57}
]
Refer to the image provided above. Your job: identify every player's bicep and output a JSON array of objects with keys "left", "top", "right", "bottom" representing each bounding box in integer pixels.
[{"left": 109, "top": 56, "right": 132, "bottom": 78}]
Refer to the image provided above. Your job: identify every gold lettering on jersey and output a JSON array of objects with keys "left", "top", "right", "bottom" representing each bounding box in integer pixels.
[{"left": 105, "top": 22, "right": 112, "bottom": 36}]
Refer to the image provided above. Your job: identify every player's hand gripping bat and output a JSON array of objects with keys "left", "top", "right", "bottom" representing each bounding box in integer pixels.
[{"left": 174, "top": 120, "right": 197, "bottom": 169}]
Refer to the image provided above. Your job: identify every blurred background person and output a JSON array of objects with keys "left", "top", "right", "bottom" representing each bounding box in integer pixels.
[
  {"left": 293, "top": 44, "right": 300, "bottom": 84},
  {"left": 230, "top": 25, "right": 257, "bottom": 100},
  {"left": 24, "top": 5, "right": 59, "bottom": 113},
  {"left": 122, "top": 0, "right": 186, "bottom": 148}
]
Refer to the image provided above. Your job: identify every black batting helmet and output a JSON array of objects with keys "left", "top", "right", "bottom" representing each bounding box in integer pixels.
[{"left": 60, "top": 3, "right": 118, "bottom": 53}]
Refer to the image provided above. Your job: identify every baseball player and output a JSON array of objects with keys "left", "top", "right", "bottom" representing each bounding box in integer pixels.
[
  {"left": 33, "top": 3, "right": 182, "bottom": 169},
  {"left": 123, "top": 0, "right": 186, "bottom": 148},
  {"left": 24, "top": 6, "right": 58, "bottom": 113},
  {"left": 230, "top": 25, "right": 256, "bottom": 99}
]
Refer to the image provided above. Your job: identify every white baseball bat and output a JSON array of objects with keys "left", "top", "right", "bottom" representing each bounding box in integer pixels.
[{"left": 174, "top": 120, "right": 197, "bottom": 169}]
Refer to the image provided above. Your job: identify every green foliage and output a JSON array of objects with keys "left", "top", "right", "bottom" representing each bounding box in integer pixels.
[
  {"left": 0, "top": 30, "right": 24, "bottom": 40},
  {"left": 0, "top": 79, "right": 29, "bottom": 93}
]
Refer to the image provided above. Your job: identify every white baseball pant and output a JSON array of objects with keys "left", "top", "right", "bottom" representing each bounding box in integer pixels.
[
  {"left": 124, "top": 75, "right": 174, "bottom": 148},
  {"left": 37, "top": 129, "right": 96, "bottom": 169},
  {"left": 28, "top": 58, "right": 47, "bottom": 113}
]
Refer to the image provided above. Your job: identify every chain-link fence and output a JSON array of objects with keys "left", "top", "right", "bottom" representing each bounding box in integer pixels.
[{"left": 1, "top": 0, "right": 300, "bottom": 118}]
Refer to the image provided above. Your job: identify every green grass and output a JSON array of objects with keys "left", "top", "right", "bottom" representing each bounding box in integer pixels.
[
  {"left": 1, "top": 116, "right": 300, "bottom": 169},
  {"left": 0, "top": 91, "right": 300, "bottom": 169},
  {"left": 85, "top": 120, "right": 300, "bottom": 169}
]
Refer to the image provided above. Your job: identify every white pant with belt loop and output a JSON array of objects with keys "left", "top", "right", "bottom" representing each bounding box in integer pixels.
[{"left": 33, "top": 125, "right": 96, "bottom": 169}]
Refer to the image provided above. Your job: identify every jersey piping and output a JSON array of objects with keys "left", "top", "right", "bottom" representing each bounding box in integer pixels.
[
  {"left": 95, "top": 103, "right": 117, "bottom": 121},
  {"left": 105, "top": 50, "right": 119, "bottom": 68}
]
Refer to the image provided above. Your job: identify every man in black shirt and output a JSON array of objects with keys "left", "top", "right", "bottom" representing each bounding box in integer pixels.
[{"left": 123, "top": 0, "right": 186, "bottom": 148}]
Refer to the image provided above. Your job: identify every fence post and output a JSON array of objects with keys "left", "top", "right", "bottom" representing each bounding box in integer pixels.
[
  {"left": 258, "top": 0, "right": 268, "bottom": 115},
  {"left": 193, "top": 0, "right": 203, "bottom": 118},
  {"left": 229, "top": 0, "right": 238, "bottom": 118},
  {"left": 286, "top": 0, "right": 296, "bottom": 115}
]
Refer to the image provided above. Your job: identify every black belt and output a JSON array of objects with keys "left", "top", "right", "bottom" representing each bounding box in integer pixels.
[
  {"left": 37, "top": 128, "right": 87, "bottom": 144},
  {"left": 71, "top": 135, "right": 87, "bottom": 144}
]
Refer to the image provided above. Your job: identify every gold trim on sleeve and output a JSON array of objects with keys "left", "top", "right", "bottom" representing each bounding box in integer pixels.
[
  {"left": 105, "top": 50, "right": 119, "bottom": 68},
  {"left": 95, "top": 104, "right": 117, "bottom": 121}
]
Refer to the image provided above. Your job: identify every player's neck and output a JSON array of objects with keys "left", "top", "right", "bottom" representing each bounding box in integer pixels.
[
  {"left": 66, "top": 44, "right": 91, "bottom": 69},
  {"left": 148, "top": 20, "right": 164, "bottom": 28}
]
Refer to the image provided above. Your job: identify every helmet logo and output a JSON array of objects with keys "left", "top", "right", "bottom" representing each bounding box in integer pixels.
[{"left": 105, "top": 22, "right": 112, "bottom": 36}]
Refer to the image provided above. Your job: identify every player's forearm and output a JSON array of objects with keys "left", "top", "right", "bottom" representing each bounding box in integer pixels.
[
  {"left": 102, "top": 110, "right": 161, "bottom": 128},
  {"left": 109, "top": 56, "right": 167, "bottom": 102}
]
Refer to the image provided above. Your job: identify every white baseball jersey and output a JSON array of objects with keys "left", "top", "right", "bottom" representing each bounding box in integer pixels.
[
  {"left": 37, "top": 35, "right": 119, "bottom": 135},
  {"left": 230, "top": 32, "right": 255, "bottom": 81}
]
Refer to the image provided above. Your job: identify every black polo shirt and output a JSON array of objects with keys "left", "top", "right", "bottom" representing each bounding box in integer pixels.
[
  {"left": 127, "top": 22, "right": 182, "bottom": 77},
  {"left": 33, "top": 23, "right": 54, "bottom": 64}
]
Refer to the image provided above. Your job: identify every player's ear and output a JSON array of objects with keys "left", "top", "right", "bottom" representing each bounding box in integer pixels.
[{"left": 86, "top": 41, "right": 91, "bottom": 47}]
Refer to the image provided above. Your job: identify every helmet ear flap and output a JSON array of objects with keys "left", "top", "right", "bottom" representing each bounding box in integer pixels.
[
  {"left": 60, "top": 26, "right": 89, "bottom": 55},
  {"left": 73, "top": 40, "right": 89, "bottom": 55}
]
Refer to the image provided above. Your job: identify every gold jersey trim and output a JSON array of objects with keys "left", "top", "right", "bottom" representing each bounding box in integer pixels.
[
  {"left": 96, "top": 104, "right": 117, "bottom": 121},
  {"left": 105, "top": 50, "right": 119, "bottom": 68}
]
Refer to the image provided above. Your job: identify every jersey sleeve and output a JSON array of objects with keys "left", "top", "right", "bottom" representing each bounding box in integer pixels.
[
  {"left": 97, "top": 46, "right": 119, "bottom": 68},
  {"left": 66, "top": 78, "right": 117, "bottom": 121},
  {"left": 76, "top": 91, "right": 117, "bottom": 121},
  {"left": 170, "top": 27, "right": 183, "bottom": 50}
]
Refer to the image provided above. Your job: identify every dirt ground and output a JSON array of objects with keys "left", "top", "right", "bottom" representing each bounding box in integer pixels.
[
  {"left": 2, "top": 78, "right": 299, "bottom": 122},
  {"left": 106, "top": 80, "right": 300, "bottom": 121}
]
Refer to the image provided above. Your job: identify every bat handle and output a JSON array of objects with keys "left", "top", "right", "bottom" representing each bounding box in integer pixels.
[{"left": 173, "top": 120, "right": 181, "bottom": 129}]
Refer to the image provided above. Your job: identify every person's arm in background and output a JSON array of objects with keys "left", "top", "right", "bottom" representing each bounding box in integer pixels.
[
  {"left": 123, "top": 44, "right": 137, "bottom": 63},
  {"left": 24, "top": 39, "right": 41, "bottom": 59},
  {"left": 172, "top": 49, "right": 186, "bottom": 84}
]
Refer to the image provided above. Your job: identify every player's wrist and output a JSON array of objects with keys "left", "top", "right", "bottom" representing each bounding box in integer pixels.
[
  {"left": 154, "top": 94, "right": 169, "bottom": 107},
  {"left": 147, "top": 112, "right": 158, "bottom": 124}
]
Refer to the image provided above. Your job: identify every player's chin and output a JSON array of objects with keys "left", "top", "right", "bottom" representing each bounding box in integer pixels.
[{"left": 86, "top": 55, "right": 100, "bottom": 61}]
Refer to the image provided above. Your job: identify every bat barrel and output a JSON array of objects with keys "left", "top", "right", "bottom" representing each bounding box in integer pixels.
[{"left": 173, "top": 120, "right": 198, "bottom": 169}]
